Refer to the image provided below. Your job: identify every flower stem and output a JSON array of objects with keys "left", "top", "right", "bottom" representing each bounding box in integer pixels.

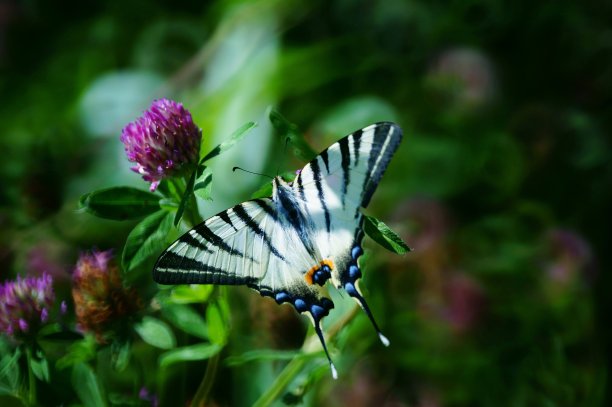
[
  {"left": 253, "top": 305, "right": 360, "bottom": 407},
  {"left": 190, "top": 352, "right": 220, "bottom": 407},
  {"left": 25, "top": 346, "right": 36, "bottom": 407},
  {"left": 187, "top": 192, "right": 202, "bottom": 226}
]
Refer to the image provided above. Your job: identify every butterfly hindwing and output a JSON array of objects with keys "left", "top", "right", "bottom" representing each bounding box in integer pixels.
[{"left": 292, "top": 122, "right": 402, "bottom": 345}]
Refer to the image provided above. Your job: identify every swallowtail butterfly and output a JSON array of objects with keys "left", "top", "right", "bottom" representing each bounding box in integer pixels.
[{"left": 153, "top": 122, "right": 402, "bottom": 378}]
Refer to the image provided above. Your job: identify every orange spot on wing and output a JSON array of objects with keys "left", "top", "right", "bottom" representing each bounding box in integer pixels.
[{"left": 304, "top": 259, "right": 335, "bottom": 285}]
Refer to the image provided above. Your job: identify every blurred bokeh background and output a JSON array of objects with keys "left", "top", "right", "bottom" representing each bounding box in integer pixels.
[{"left": 1, "top": 0, "right": 611, "bottom": 406}]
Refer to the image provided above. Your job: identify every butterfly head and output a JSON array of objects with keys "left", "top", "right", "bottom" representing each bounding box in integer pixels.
[{"left": 271, "top": 175, "right": 292, "bottom": 196}]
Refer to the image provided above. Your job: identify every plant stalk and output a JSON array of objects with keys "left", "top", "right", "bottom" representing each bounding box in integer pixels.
[
  {"left": 25, "top": 346, "right": 36, "bottom": 407},
  {"left": 190, "top": 352, "right": 220, "bottom": 407},
  {"left": 253, "top": 305, "right": 360, "bottom": 407}
]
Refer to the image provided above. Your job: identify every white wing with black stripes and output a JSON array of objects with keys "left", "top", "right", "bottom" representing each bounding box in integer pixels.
[
  {"left": 154, "top": 199, "right": 327, "bottom": 303},
  {"left": 153, "top": 122, "right": 403, "bottom": 379}
]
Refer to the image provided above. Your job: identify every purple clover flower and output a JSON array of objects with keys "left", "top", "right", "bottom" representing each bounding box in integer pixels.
[
  {"left": 121, "top": 98, "right": 202, "bottom": 191},
  {"left": 72, "top": 249, "right": 142, "bottom": 343},
  {"left": 0, "top": 272, "right": 55, "bottom": 341}
]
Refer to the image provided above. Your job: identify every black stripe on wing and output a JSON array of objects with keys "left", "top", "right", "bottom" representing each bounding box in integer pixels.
[
  {"left": 296, "top": 171, "right": 306, "bottom": 201},
  {"left": 219, "top": 211, "right": 237, "bottom": 231},
  {"left": 181, "top": 233, "right": 215, "bottom": 254},
  {"left": 196, "top": 223, "right": 249, "bottom": 259},
  {"left": 253, "top": 198, "right": 278, "bottom": 221},
  {"left": 352, "top": 129, "right": 362, "bottom": 165},
  {"left": 320, "top": 149, "right": 330, "bottom": 173},
  {"left": 233, "top": 204, "right": 286, "bottom": 262},
  {"left": 338, "top": 136, "right": 351, "bottom": 208},
  {"left": 154, "top": 252, "right": 256, "bottom": 285},
  {"left": 361, "top": 123, "right": 402, "bottom": 208},
  {"left": 310, "top": 158, "right": 331, "bottom": 233}
]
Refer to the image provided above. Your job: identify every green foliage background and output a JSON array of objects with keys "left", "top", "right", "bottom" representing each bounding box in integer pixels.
[{"left": 1, "top": 0, "right": 611, "bottom": 406}]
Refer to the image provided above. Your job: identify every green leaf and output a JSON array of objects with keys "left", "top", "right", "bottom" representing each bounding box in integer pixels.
[
  {"left": 193, "top": 166, "right": 213, "bottom": 201},
  {"left": 225, "top": 349, "right": 303, "bottom": 366},
  {"left": 363, "top": 215, "right": 411, "bottom": 255},
  {"left": 79, "top": 187, "right": 160, "bottom": 220},
  {"left": 159, "top": 343, "right": 222, "bottom": 368},
  {"left": 168, "top": 285, "right": 213, "bottom": 304},
  {"left": 250, "top": 181, "right": 273, "bottom": 199},
  {"left": 122, "top": 210, "right": 173, "bottom": 272},
  {"left": 250, "top": 171, "right": 295, "bottom": 199},
  {"left": 161, "top": 303, "right": 208, "bottom": 340},
  {"left": 0, "top": 348, "right": 21, "bottom": 394},
  {"left": 135, "top": 317, "right": 176, "bottom": 349},
  {"left": 111, "top": 339, "right": 131, "bottom": 371},
  {"left": 269, "top": 109, "right": 317, "bottom": 161},
  {"left": 72, "top": 363, "right": 106, "bottom": 407},
  {"left": 56, "top": 336, "right": 97, "bottom": 370},
  {"left": 174, "top": 170, "right": 196, "bottom": 227},
  {"left": 30, "top": 351, "right": 50, "bottom": 383},
  {"left": 200, "top": 121, "right": 257, "bottom": 163},
  {"left": 207, "top": 302, "right": 228, "bottom": 346},
  {"left": 159, "top": 198, "right": 179, "bottom": 211}
]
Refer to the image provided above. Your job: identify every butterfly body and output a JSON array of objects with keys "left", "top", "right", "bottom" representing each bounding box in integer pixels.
[{"left": 154, "top": 122, "right": 403, "bottom": 377}]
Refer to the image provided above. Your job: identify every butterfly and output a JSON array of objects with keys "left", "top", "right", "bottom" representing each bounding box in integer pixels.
[{"left": 153, "top": 122, "right": 402, "bottom": 378}]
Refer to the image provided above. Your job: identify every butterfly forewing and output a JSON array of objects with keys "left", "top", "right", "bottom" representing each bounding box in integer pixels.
[
  {"left": 154, "top": 200, "right": 268, "bottom": 285},
  {"left": 293, "top": 122, "right": 402, "bottom": 275},
  {"left": 154, "top": 199, "right": 330, "bottom": 303}
]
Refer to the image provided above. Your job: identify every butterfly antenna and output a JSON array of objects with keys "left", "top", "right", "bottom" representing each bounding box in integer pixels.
[
  {"left": 346, "top": 282, "right": 390, "bottom": 347},
  {"left": 313, "top": 321, "right": 338, "bottom": 380},
  {"left": 232, "top": 166, "right": 274, "bottom": 180}
]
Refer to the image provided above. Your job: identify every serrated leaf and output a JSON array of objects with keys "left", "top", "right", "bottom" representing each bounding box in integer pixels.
[
  {"left": 122, "top": 210, "right": 173, "bottom": 272},
  {"left": 135, "top": 317, "right": 176, "bottom": 349},
  {"left": 269, "top": 109, "right": 317, "bottom": 161},
  {"left": 193, "top": 166, "right": 213, "bottom": 201},
  {"left": 161, "top": 303, "right": 208, "bottom": 339},
  {"left": 159, "top": 343, "right": 222, "bottom": 368},
  {"left": 72, "top": 363, "right": 106, "bottom": 407},
  {"left": 363, "top": 215, "right": 411, "bottom": 254},
  {"left": 200, "top": 121, "right": 257, "bottom": 163},
  {"left": 79, "top": 187, "right": 160, "bottom": 220},
  {"left": 174, "top": 171, "right": 196, "bottom": 227}
]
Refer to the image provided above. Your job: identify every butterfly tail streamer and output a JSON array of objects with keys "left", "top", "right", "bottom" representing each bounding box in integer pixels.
[
  {"left": 313, "top": 319, "right": 338, "bottom": 380},
  {"left": 343, "top": 236, "right": 391, "bottom": 347},
  {"left": 346, "top": 281, "right": 390, "bottom": 347}
]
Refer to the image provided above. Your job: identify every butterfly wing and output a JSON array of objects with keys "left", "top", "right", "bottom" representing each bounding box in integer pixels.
[
  {"left": 154, "top": 197, "right": 338, "bottom": 375},
  {"left": 293, "top": 122, "right": 402, "bottom": 345},
  {"left": 154, "top": 199, "right": 326, "bottom": 303}
]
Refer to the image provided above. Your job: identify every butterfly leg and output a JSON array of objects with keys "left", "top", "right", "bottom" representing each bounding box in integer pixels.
[{"left": 342, "top": 244, "right": 390, "bottom": 347}]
